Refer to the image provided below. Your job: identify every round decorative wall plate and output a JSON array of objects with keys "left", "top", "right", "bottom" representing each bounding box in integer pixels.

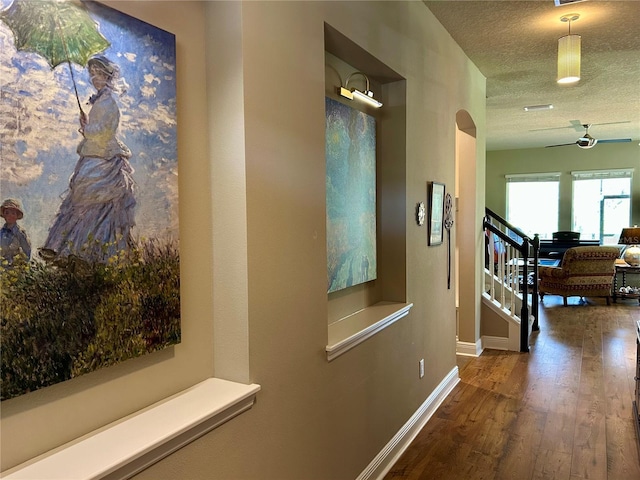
[{"left": 416, "top": 202, "right": 426, "bottom": 226}]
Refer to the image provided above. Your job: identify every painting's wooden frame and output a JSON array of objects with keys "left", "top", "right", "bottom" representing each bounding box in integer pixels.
[{"left": 428, "top": 182, "right": 445, "bottom": 246}]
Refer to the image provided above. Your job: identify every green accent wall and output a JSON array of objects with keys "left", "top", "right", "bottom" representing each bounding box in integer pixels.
[{"left": 487, "top": 143, "right": 640, "bottom": 231}]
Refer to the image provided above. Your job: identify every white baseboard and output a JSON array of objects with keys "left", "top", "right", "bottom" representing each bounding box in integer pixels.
[
  {"left": 481, "top": 335, "right": 510, "bottom": 351},
  {"left": 456, "top": 339, "right": 483, "bottom": 357},
  {"left": 356, "top": 366, "right": 460, "bottom": 480},
  {"left": 458, "top": 336, "right": 510, "bottom": 353}
]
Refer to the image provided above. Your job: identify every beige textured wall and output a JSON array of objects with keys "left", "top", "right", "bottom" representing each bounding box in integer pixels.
[
  {"left": 480, "top": 303, "right": 509, "bottom": 338},
  {"left": 135, "top": 3, "right": 484, "bottom": 479},
  {"left": 1, "top": 2, "right": 486, "bottom": 478},
  {"left": 486, "top": 143, "right": 640, "bottom": 228},
  {"left": 456, "top": 124, "right": 485, "bottom": 345}
]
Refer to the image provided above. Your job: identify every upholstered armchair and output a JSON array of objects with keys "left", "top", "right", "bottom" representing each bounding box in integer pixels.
[{"left": 538, "top": 246, "right": 620, "bottom": 306}]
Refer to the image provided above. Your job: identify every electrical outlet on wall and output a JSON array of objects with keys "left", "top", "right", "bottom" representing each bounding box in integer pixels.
[{"left": 419, "top": 359, "right": 425, "bottom": 378}]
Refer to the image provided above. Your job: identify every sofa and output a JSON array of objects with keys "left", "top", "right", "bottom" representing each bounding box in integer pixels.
[{"left": 538, "top": 246, "right": 621, "bottom": 305}]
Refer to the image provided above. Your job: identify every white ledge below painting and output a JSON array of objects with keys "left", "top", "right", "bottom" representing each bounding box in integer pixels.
[
  {"left": 326, "top": 302, "right": 413, "bottom": 361},
  {"left": 4, "top": 378, "right": 260, "bottom": 480}
]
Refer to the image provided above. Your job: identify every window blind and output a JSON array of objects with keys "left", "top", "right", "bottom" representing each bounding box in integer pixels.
[
  {"left": 571, "top": 169, "right": 633, "bottom": 180},
  {"left": 505, "top": 172, "right": 561, "bottom": 183}
]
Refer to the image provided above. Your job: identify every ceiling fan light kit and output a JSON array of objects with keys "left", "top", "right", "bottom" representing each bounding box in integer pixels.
[
  {"left": 557, "top": 14, "right": 581, "bottom": 84},
  {"left": 576, "top": 134, "right": 597, "bottom": 149},
  {"left": 546, "top": 124, "right": 633, "bottom": 149},
  {"left": 554, "top": 0, "right": 587, "bottom": 6}
]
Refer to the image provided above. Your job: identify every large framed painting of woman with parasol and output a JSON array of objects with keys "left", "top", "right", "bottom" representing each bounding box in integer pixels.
[{"left": 0, "top": 0, "right": 179, "bottom": 401}]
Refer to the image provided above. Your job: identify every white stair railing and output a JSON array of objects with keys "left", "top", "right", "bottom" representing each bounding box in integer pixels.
[
  {"left": 486, "top": 234, "right": 523, "bottom": 322},
  {"left": 484, "top": 209, "right": 540, "bottom": 352}
]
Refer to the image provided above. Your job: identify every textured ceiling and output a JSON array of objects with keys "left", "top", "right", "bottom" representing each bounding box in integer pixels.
[{"left": 424, "top": 0, "right": 640, "bottom": 151}]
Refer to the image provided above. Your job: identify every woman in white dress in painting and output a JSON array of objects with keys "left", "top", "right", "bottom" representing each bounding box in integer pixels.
[{"left": 42, "top": 55, "right": 136, "bottom": 263}]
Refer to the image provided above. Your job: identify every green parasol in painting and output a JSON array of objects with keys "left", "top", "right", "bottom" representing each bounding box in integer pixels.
[{"left": 0, "top": 0, "right": 110, "bottom": 114}]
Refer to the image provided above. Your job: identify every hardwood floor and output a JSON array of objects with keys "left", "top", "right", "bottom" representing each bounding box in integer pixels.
[{"left": 385, "top": 296, "right": 640, "bottom": 480}]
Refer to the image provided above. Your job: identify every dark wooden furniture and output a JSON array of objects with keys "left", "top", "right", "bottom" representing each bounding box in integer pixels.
[
  {"left": 613, "top": 263, "right": 640, "bottom": 304},
  {"left": 553, "top": 231, "right": 580, "bottom": 241},
  {"left": 635, "top": 320, "right": 640, "bottom": 457},
  {"left": 538, "top": 238, "right": 600, "bottom": 259}
]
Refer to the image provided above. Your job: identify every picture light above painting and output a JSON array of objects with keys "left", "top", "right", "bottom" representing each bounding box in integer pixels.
[{"left": 336, "top": 71, "right": 383, "bottom": 108}]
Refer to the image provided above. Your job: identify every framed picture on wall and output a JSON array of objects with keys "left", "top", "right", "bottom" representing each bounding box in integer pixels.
[
  {"left": 428, "top": 182, "right": 445, "bottom": 246},
  {"left": 0, "top": 1, "right": 179, "bottom": 401},
  {"left": 325, "top": 97, "right": 377, "bottom": 293}
]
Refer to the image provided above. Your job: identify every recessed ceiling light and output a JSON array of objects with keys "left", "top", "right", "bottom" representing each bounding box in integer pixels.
[
  {"left": 523, "top": 104, "right": 554, "bottom": 112},
  {"left": 554, "top": 0, "right": 587, "bottom": 6}
]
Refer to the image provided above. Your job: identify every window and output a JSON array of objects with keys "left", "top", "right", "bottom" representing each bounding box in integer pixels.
[
  {"left": 506, "top": 173, "right": 560, "bottom": 239},
  {"left": 572, "top": 169, "right": 633, "bottom": 244}
]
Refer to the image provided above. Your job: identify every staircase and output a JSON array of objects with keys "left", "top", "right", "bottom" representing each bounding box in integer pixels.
[{"left": 482, "top": 208, "right": 540, "bottom": 353}]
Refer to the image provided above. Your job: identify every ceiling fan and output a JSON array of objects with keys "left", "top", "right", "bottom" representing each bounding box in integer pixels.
[{"left": 546, "top": 124, "right": 632, "bottom": 149}]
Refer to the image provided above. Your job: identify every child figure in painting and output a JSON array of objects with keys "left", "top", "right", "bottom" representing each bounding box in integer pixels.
[
  {"left": 41, "top": 55, "right": 136, "bottom": 263},
  {"left": 1, "top": 198, "right": 31, "bottom": 266}
]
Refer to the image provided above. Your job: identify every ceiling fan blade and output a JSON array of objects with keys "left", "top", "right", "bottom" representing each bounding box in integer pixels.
[
  {"left": 531, "top": 121, "right": 631, "bottom": 132},
  {"left": 530, "top": 126, "right": 574, "bottom": 132},
  {"left": 571, "top": 120, "right": 631, "bottom": 131},
  {"left": 569, "top": 120, "right": 584, "bottom": 131},
  {"left": 596, "top": 138, "right": 632, "bottom": 143},
  {"left": 545, "top": 143, "right": 577, "bottom": 148}
]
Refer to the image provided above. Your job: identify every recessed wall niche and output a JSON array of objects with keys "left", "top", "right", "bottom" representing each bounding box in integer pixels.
[{"left": 324, "top": 24, "right": 410, "bottom": 360}]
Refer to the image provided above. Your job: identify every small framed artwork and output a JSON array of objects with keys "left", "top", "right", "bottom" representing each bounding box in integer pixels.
[
  {"left": 428, "top": 182, "right": 445, "bottom": 246},
  {"left": 416, "top": 202, "right": 426, "bottom": 226}
]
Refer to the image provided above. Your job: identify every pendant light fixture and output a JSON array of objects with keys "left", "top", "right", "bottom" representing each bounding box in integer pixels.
[{"left": 557, "top": 13, "right": 581, "bottom": 84}]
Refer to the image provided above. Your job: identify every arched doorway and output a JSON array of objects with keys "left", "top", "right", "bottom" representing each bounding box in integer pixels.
[{"left": 455, "top": 110, "right": 482, "bottom": 355}]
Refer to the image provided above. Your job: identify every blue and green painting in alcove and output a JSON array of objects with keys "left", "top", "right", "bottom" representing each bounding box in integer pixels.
[{"left": 325, "top": 97, "right": 377, "bottom": 294}]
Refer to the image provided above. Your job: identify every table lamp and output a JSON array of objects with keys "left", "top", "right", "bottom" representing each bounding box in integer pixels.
[{"left": 619, "top": 227, "right": 640, "bottom": 266}]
